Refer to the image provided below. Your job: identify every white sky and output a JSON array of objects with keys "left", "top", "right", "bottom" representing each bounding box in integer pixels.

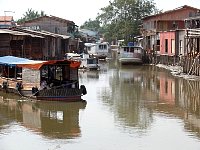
[{"left": 0, "top": 0, "right": 200, "bottom": 26}]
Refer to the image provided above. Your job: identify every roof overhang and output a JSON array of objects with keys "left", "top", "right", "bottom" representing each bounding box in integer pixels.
[{"left": 0, "top": 29, "right": 44, "bottom": 38}]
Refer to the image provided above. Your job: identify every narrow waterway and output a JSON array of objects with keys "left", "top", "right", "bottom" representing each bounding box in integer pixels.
[{"left": 1, "top": 59, "right": 200, "bottom": 150}]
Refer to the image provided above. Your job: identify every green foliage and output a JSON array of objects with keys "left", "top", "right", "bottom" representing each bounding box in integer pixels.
[
  {"left": 81, "top": 0, "right": 159, "bottom": 44},
  {"left": 80, "top": 19, "right": 101, "bottom": 31},
  {"left": 17, "top": 8, "right": 46, "bottom": 24}
]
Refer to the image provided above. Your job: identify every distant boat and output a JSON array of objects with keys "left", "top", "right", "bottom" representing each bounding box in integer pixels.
[
  {"left": 84, "top": 42, "right": 110, "bottom": 60},
  {"left": 118, "top": 45, "right": 144, "bottom": 65},
  {"left": 0, "top": 56, "right": 87, "bottom": 102},
  {"left": 65, "top": 53, "right": 100, "bottom": 70},
  {"left": 64, "top": 53, "right": 82, "bottom": 62}
]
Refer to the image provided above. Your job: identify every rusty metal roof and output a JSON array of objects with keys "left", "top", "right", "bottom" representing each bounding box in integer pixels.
[
  {"left": 41, "top": 30, "right": 70, "bottom": 39},
  {"left": 142, "top": 5, "right": 199, "bottom": 20},
  {"left": 0, "top": 16, "right": 13, "bottom": 21},
  {"left": 7, "top": 27, "right": 71, "bottom": 39},
  {"left": 18, "top": 28, "right": 71, "bottom": 39},
  {"left": 0, "top": 29, "right": 44, "bottom": 38},
  {"left": 18, "top": 15, "right": 75, "bottom": 25}
]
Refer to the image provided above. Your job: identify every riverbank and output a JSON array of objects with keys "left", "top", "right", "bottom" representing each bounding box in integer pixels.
[{"left": 156, "top": 64, "right": 200, "bottom": 81}]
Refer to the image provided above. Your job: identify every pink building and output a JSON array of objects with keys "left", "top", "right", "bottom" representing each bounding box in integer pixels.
[{"left": 160, "top": 31, "right": 176, "bottom": 56}]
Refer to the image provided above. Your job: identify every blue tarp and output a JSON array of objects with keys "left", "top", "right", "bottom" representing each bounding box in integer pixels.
[{"left": 0, "top": 56, "right": 33, "bottom": 66}]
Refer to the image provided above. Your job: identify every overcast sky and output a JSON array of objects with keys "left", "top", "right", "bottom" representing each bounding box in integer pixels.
[{"left": 0, "top": 0, "right": 200, "bottom": 26}]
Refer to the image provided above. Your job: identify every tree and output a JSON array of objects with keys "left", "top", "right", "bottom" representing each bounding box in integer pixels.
[
  {"left": 96, "top": 0, "right": 159, "bottom": 44},
  {"left": 17, "top": 8, "right": 46, "bottom": 24},
  {"left": 80, "top": 18, "right": 101, "bottom": 31}
]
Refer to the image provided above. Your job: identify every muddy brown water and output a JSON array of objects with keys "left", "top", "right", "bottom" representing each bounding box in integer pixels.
[{"left": 0, "top": 59, "right": 200, "bottom": 150}]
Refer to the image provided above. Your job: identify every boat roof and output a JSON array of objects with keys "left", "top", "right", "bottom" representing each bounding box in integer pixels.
[
  {"left": 122, "top": 46, "right": 143, "bottom": 48},
  {"left": 84, "top": 43, "right": 97, "bottom": 47},
  {"left": 0, "top": 56, "right": 44, "bottom": 66},
  {"left": 65, "top": 53, "right": 81, "bottom": 57},
  {"left": 0, "top": 56, "right": 81, "bottom": 69}
]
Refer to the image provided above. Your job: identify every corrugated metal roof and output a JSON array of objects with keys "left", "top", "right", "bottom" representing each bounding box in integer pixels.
[
  {"left": 18, "top": 15, "right": 75, "bottom": 25},
  {"left": 0, "top": 16, "right": 13, "bottom": 21},
  {"left": 41, "top": 30, "right": 70, "bottom": 39},
  {"left": 17, "top": 28, "right": 70, "bottom": 39},
  {"left": 142, "top": 5, "right": 199, "bottom": 20},
  {"left": 0, "top": 29, "right": 44, "bottom": 38}
]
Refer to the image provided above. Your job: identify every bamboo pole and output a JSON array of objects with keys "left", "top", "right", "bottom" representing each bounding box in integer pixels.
[{"left": 188, "top": 54, "right": 200, "bottom": 75}]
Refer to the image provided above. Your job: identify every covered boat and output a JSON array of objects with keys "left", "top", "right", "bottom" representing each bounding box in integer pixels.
[
  {"left": 118, "top": 45, "right": 144, "bottom": 65},
  {"left": 0, "top": 56, "right": 87, "bottom": 102},
  {"left": 64, "top": 53, "right": 100, "bottom": 70},
  {"left": 84, "top": 42, "right": 110, "bottom": 60}
]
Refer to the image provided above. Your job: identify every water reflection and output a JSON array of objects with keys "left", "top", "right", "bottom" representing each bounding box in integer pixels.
[
  {"left": 180, "top": 79, "right": 200, "bottom": 138},
  {"left": 0, "top": 93, "right": 86, "bottom": 139},
  {"left": 100, "top": 61, "right": 200, "bottom": 138},
  {"left": 79, "top": 70, "right": 100, "bottom": 80},
  {"left": 105, "top": 65, "right": 153, "bottom": 130}
]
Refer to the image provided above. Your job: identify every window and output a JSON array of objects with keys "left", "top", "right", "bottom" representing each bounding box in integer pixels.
[
  {"left": 165, "top": 39, "right": 168, "bottom": 53},
  {"left": 179, "top": 40, "right": 183, "bottom": 55},
  {"left": 171, "top": 39, "right": 175, "bottom": 54},
  {"left": 55, "top": 27, "right": 59, "bottom": 34},
  {"left": 165, "top": 81, "right": 168, "bottom": 94},
  {"left": 99, "top": 45, "right": 107, "bottom": 50}
]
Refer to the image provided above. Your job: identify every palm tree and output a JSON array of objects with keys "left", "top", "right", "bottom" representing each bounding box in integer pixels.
[{"left": 17, "top": 8, "right": 46, "bottom": 24}]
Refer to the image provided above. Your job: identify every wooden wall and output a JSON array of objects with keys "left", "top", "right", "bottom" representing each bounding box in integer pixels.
[
  {"left": 22, "top": 17, "right": 70, "bottom": 35},
  {"left": 0, "top": 33, "right": 45, "bottom": 59},
  {"left": 0, "top": 34, "right": 10, "bottom": 56}
]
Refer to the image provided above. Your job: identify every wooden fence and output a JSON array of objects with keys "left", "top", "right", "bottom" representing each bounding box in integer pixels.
[{"left": 182, "top": 55, "right": 200, "bottom": 76}]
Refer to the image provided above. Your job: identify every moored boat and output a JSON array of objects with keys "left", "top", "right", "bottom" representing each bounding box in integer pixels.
[
  {"left": 118, "top": 45, "right": 144, "bottom": 65},
  {"left": 80, "top": 54, "right": 100, "bottom": 70},
  {"left": 84, "top": 42, "right": 110, "bottom": 60},
  {"left": 64, "top": 53, "right": 82, "bottom": 62},
  {"left": 64, "top": 53, "right": 100, "bottom": 70},
  {"left": 0, "top": 56, "right": 87, "bottom": 102}
]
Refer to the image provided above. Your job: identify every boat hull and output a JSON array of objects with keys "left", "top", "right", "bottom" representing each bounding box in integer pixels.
[
  {"left": 0, "top": 86, "right": 85, "bottom": 102},
  {"left": 119, "top": 57, "right": 143, "bottom": 65},
  {"left": 36, "top": 88, "right": 84, "bottom": 102},
  {"left": 118, "top": 46, "right": 144, "bottom": 65},
  {"left": 97, "top": 55, "right": 107, "bottom": 60}
]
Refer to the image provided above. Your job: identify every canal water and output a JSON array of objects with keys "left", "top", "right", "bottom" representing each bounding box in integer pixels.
[{"left": 1, "top": 59, "right": 200, "bottom": 150}]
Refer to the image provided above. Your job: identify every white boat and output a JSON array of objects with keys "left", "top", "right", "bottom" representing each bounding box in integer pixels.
[
  {"left": 118, "top": 46, "right": 144, "bottom": 65},
  {"left": 84, "top": 42, "right": 110, "bottom": 60},
  {"left": 65, "top": 53, "right": 100, "bottom": 70},
  {"left": 64, "top": 53, "right": 82, "bottom": 62},
  {"left": 80, "top": 54, "right": 100, "bottom": 70}
]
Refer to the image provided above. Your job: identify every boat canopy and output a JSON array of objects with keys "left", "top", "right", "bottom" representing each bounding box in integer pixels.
[
  {"left": 0, "top": 56, "right": 39, "bottom": 67},
  {"left": 0, "top": 56, "right": 81, "bottom": 69},
  {"left": 84, "top": 43, "right": 97, "bottom": 47},
  {"left": 18, "top": 60, "right": 81, "bottom": 69}
]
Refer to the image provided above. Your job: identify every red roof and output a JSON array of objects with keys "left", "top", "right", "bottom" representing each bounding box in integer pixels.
[
  {"left": 142, "top": 5, "right": 199, "bottom": 20},
  {"left": 0, "top": 16, "right": 13, "bottom": 22}
]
